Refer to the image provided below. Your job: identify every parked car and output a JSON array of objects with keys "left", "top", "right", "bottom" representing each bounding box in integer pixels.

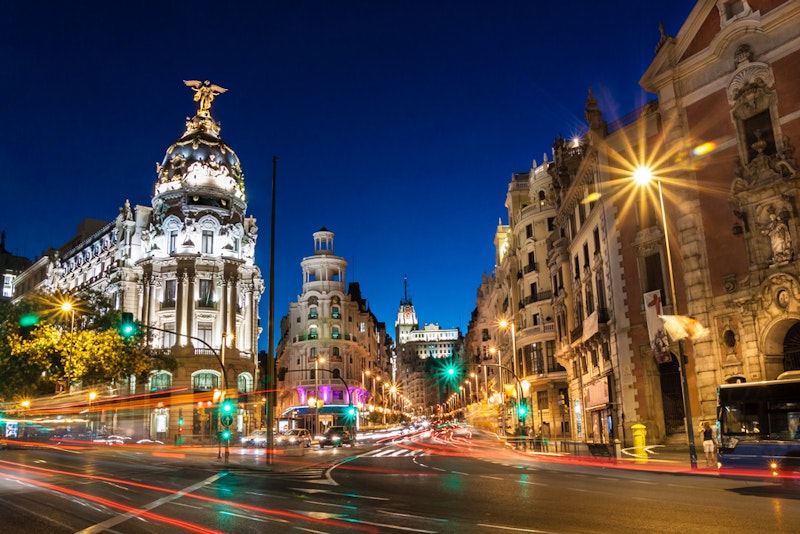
[
  {"left": 240, "top": 430, "right": 268, "bottom": 448},
  {"left": 318, "top": 426, "right": 354, "bottom": 448},
  {"left": 277, "top": 428, "right": 312, "bottom": 447}
]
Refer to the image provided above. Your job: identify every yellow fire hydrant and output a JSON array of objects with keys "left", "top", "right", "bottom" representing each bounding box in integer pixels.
[{"left": 632, "top": 423, "right": 647, "bottom": 464}]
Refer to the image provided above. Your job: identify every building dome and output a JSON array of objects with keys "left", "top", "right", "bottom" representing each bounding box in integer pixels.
[{"left": 154, "top": 114, "right": 246, "bottom": 203}]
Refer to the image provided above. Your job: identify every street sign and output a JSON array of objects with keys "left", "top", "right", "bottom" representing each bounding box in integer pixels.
[{"left": 221, "top": 414, "right": 234, "bottom": 427}]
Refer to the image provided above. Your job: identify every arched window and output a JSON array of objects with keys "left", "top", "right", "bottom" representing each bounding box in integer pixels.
[
  {"left": 238, "top": 372, "right": 254, "bottom": 393},
  {"left": 149, "top": 371, "right": 173, "bottom": 392},
  {"left": 192, "top": 370, "right": 220, "bottom": 392}
]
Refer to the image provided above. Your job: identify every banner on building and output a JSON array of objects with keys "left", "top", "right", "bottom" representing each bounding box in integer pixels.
[{"left": 643, "top": 290, "right": 671, "bottom": 364}]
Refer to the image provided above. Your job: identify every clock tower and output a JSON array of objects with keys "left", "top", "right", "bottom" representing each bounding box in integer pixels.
[{"left": 395, "top": 276, "right": 418, "bottom": 345}]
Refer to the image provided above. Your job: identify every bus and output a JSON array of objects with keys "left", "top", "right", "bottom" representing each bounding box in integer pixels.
[{"left": 716, "top": 374, "right": 800, "bottom": 486}]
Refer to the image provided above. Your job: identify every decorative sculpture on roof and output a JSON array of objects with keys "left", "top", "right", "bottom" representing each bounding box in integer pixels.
[{"left": 183, "top": 80, "right": 227, "bottom": 117}]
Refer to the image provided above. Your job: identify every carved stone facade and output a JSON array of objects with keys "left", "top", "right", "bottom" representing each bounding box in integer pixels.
[{"left": 12, "top": 85, "right": 265, "bottom": 441}]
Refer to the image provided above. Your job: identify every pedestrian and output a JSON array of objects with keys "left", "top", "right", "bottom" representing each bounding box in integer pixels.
[{"left": 701, "top": 421, "right": 715, "bottom": 467}]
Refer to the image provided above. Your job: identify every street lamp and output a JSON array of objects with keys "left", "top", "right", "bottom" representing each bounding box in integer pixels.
[
  {"left": 471, "top": 372, "right": 478, "bottom": 404},
  {"left": 89, "top": 391, "right": 97, "bottom": 437},
  {"left": 61, "top": 300, "right": 75, "bottom": 332},
  {"left": 499, "top": 319, "right": 520, "bottom": 400},
  {"left": 634, "top": 165, "right": 698, "bottom": 469}
]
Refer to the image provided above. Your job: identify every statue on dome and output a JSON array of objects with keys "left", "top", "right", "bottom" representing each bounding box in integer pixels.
[{"left": 183, "top": 80, "right": 227, "bottom": 117}]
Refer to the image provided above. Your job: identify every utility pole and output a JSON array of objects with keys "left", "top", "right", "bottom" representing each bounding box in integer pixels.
[{"left": 266, "top": 156, "right": 278, "bottom": 464}]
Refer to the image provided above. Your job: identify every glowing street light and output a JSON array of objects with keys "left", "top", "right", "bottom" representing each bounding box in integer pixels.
[
  {"left": 634, "top": 165, "right": 698, "bottom": 469},
  {"left": 61, "top": 300, "right": 76, "bottom": 332}
]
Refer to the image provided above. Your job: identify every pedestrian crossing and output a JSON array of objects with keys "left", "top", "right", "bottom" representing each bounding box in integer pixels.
[{"left": 359, "top": 445, "right": 425, "bottom": 458}]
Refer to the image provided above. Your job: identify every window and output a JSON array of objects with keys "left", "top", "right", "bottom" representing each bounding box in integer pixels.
[
  {"left": 192, "top": 371, "right": 219, "bottom": 392},
  {"left": 309, "top": 307, "right": 318, "bottom": 319},
  {"left": 537, "top": 390, "right": 549, "bottom": 411},
  {"left": 332, "top": 306, "right": 340, "bottom": 319},
  {"left": 332, "top": 326, "right": 340, "bottom": 339},
  {"left": 309, "top": 326, "right": 318, "bottom": 339},
  {"left": 149, "top": 371, "right": 172, "bottom": 392},
  {"left": 593, "top": 227, "right": 601, "bottom": 254},
  {"left": 202, "top": 230, "right": 213, "bottom": 254},
  {"left": 198, "top": 279, "right": 213, "bottom": 307},
  {"left": 169, "top": 231, "right": 178, "bottom": 253},
  {"left": 525, "top": 224, "right": 533, "bottom": 239},
  {"left": 163, "top": 322, "right": 176, "bottom": 348},
  {"left": 164, "top": 279, "right": 177, "bottom": 307},
  {"left": 238, "top": 373, "right": 253, "bottom": 393},
  {"left": 197, "top": 322, "right": 212, "bottom": 345},
  {"left": 583, "top": 243, "right": 590, "bottom": 268},
  {"left": 547, "top": 217, "right": 555, "bottom": 232},
  {"left": 360, "top": 322, "right": 366, "bottom": 333},
  {"left": 644, "top": 253, "right": 666, "bottom": 302}
]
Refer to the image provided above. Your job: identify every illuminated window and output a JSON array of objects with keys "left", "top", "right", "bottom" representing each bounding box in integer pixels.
[
  {"left": 198, "top": 279, "right": 213, "bottom": 307},
  {"left": 169, "top": 231, "right": 178, "bottom": 253},
  {"left": 164, "top": 279, "right": 177, "bottom": 308},
  {"left": 202, "top": 230, "right": 214, "bottom": 254}
]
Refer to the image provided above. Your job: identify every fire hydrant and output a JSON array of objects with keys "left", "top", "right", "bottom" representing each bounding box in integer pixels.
[{"left": 632, "top": 423, "right": 647, "bottom": 464}]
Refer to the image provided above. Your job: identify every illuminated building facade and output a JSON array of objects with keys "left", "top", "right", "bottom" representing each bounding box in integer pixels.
[
  {"left": 275, "top": 229, "right": 385, "bottom": 432},
  {"left": 12, "top": 83, "right": 265, "bottom": 441}
]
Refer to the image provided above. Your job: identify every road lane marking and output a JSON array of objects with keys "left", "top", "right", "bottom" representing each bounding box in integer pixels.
[
  {"left": 377, "top": 509, "right": 449, "bottom": 522},
  {"left": 75, "top": 472, "right": 226, "bottom": 533},
  {"left": 478, "top": 523, "right": 554, "bottom": 533},
  {"left": 290, "top": 487, "right": 391, "bottom": 501},
  {"left": 481, "top": 475, "right": 503, "bottom": 480}
]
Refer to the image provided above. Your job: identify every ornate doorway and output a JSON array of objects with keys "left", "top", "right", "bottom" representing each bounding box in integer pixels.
[{"left": 782, "top": 322, "right": 800, "bottom": 371}]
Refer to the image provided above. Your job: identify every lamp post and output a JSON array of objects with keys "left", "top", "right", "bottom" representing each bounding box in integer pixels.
[
  {"left": 488, "top": 347, "right": 505, "bottom": 435},
  {"left": 634, "top": 166, "right": 698, "bottom": 469},
  {"left": 499, "top": 319, "right": 521, "bottom": 410},
  {"left": 88, "top": 391, "right": 97, "bottom": 437},
  {"left": 314, "top": 356, "right": 326, "bottom": 435}
]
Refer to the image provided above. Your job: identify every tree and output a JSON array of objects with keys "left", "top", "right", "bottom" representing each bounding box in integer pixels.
[{"left": 0, "top": 291, "right": 175, "bottom": 401}]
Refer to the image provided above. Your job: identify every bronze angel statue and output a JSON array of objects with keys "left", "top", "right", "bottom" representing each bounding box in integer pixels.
[{"left": 183, "top": 80, "right": 227, "bottom": 116}]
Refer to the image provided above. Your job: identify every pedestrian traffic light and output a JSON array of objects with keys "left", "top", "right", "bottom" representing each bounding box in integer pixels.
[
  {"left": 119, "top": 312, "right": 137, "bottom": 337},
  {"left": 178, "top": 416, "right": 184, "bottom": 426}
]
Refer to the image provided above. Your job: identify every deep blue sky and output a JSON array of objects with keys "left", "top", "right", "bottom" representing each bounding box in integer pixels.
[{"left": 2, "top": 1, "right": 697, "bottom": 350}]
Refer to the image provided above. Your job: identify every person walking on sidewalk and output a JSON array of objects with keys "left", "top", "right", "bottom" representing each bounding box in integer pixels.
[{"left": 701, "top": 421, "right": 715, "bottom": 467}]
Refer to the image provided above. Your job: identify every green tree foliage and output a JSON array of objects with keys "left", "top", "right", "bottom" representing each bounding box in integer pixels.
[{"left": 0, "top": 290, "right": 175, "bottom": 401}]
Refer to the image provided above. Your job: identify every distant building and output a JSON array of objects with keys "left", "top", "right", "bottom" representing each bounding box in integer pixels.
[
  {"left": 394, "top": 283, "right": 463, "bottom": 417},
  {"left": 275, "top": 229, "right": 383, "bottom": 433},
  {"left": 0, "top": 232, "right": 31, "bottom": 300}
]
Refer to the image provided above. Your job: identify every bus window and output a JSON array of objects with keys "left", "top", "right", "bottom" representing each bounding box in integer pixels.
[{"left": 722, "top": 402, "right": 761, "bottom": 437}]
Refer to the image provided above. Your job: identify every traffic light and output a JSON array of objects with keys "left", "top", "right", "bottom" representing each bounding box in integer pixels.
[
  {"left": 517, "top": 400, "right": 528, "bottom": 419},
  {"left": 119, "top": 312, "right": 137, "bottom": 337},
  {"left": 221, "top": 428, "right": 231, "bottom": 440},
  {"left": 221, "top": 400, "right": 235, "bottom": 415},
  {"left": 18, "top": 314, "right": 40, "bottom": 338}
]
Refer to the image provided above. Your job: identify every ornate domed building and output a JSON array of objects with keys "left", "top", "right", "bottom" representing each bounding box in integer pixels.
[{"left": 12, "top": 81, "right": 265, "bottom": 442}]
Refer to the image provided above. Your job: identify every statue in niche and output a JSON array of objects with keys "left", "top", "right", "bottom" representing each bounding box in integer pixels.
[{"left": 762, "top": 209, "right": 793, "bottom": 264}]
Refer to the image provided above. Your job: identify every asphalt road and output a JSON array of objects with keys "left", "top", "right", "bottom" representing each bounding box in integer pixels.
[{"left": 1, "top": 429, "right": 798, "bottom": 533}]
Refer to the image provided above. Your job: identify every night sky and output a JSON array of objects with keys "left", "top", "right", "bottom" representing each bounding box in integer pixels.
[{"left": 2, "top": 1, "right": 697, "bottom": 349}]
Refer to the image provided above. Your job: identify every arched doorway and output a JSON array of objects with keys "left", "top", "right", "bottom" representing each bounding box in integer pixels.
[
  {"left": 658, "top": 352, "right": 685, "bottom": 435},
  {"left": 782, "top": 322, "right": 800, "bottom": 371}
]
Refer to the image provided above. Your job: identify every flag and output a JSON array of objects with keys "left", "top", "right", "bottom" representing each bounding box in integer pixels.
[
  {"left": 659, "top": 314, "right": 710, "bottom": 342},
  {"left": 643, "top": 290, "right": 671, "bottom": 364}
]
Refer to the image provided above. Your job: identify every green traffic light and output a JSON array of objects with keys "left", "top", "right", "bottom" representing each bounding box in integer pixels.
[
  {"left": 120, "top": 312, "right": 136, "bottom": 337},
  {"left": 221, "top": 429, "right": 231, "bottom": 440},
  {"left": 221, "top": 401, "right": 234, "bottom": 414},
  {"left": 19, "top": 314, "right": 40, "bottom": 328}
]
